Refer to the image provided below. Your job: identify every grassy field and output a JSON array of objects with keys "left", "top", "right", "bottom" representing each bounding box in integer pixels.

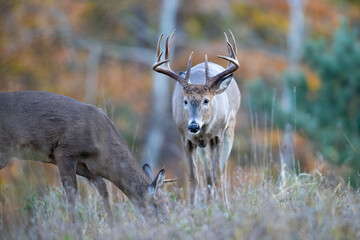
[{"left": 1, "top": 168, "right": 359, "bottom": 240}]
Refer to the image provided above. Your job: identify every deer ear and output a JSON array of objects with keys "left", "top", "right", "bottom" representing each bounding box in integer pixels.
[
  {"left": 212, "top": 74, "right": 233, "bottom": 95},
  {"left": 142, "top": 163, "right": 153, "bottom": 180},
  {"left": 147, "top": 169, "right": 165, "bottom": 196}
]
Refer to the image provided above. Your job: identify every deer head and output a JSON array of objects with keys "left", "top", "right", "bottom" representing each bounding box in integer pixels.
[
  {"left": 153, "top": 30, "right": 239, "bottom": 134},
  {"left": 141, "top": 164, "right": 177, "bottom": 220}
]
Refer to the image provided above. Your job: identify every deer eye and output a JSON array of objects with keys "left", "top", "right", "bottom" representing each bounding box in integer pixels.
[
  {"left": 184, "top": 100, "right": 188, "bottom": 105},
  {"left": 203, "top": 99, "right": 209, "bottom": 104}
]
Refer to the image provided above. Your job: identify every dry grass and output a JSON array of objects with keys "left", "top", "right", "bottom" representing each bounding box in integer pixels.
[{"left": 0, "top": 170, "right": 359, "bottom": 240}]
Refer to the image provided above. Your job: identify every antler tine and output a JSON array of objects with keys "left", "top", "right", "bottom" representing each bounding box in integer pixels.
[
  {"left": 185, "top": 51, "right": 194, "bottom": 80},
  {"left": 205, "top": 54, "right": 210, "bottom": 82},
  {"left": 163, "top": 178, "right": 178, "bottom": 183},
  {"left": 164, "top": 30, "right": 176, "bottom": 64},
  {"left": 224, "top": 32, "right": 232, "bottom": 68},
  {"left": 156, "top": 51, "right": 163, "bottom": 62},
  {"left": 228, "top": 29, "right": 237, "bottom": 56},
  {"left": 152, "top": 31, "right": 190, "bottom": 87},
  {"left": 217, "top": 41, "right": 237, "bottom": 64},
  {"left": 206, "top": 30, "right": 239, "bottom": 86},
  {"left": 168, "top": 31, "right": 176, "bottom": 58},
  {"left": 221, "top": 40, "right": 236, "bottom": 60},
  {"left": 156, "top": 34, "right": 164, "bottom": 58},
  {"left": 159, "top": 165, "right": 178, "bottom": 183},
  {"left": 165, "top": 34, "right": 170, "bottom": 61},
  {"left": 224, "top": 32, "right": 229, "bottom": 46}
]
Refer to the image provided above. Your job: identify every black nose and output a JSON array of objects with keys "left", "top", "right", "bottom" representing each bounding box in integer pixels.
[{"left": 188, "top": 121, "right": 200, "bottom": 133}]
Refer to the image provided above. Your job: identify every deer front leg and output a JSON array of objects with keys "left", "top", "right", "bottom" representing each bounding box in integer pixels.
[
  {"left": 92, "top": 177, "right": 113, "bottom": 224},
  {"left": 184, "top": 140, "right": 198, "bottom": 206},
  {"left": 198, "top": 147, "right": 213, "bottom": 202},
  {"left": 57, "top": 158, "right": 78, "bottom": 223},
  {"left": 220, "top": 124, "right": 236, "bottom": 210},
  {"left": 210, "top": 137, "right": 224, "bottom": 203},
  {"left": 76, "top": 163, "right": 114, "bottom": 226}
]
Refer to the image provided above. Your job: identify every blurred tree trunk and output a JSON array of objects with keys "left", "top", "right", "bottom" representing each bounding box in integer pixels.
[
  {"left": 282, "top": 0, "right": 304, "bottom": 112},
  {"left": 84, "top": 43, "right": 102, "bottom": 104},
  {"left": 280, "top": 0, "right": 305, "bottom": 175},
  {"left": 287, "top": 0, "right": 305, "bottom": 74},
  {"left": 142, "top": 0, "right": 180, "bottom": 168}
]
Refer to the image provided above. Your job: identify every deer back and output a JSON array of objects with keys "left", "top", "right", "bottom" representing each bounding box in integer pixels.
[{"left": 0, "top": 91, "right": 112, "bottom": 161}]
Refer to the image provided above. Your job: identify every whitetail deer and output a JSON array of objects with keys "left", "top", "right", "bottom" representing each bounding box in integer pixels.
[
  {"left": 0, "top": 91, "right": 175, "bottom": 223},
  {"left": 153, "top": 30, "right": 240, "bottom": 207}
]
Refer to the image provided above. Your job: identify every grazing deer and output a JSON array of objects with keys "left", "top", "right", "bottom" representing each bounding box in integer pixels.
[
  {"left": 152, "top": 30, "right": 240, "bottom": 207},
  {"left": 0, "top": 91, "right": 174, "bottom": 223}
]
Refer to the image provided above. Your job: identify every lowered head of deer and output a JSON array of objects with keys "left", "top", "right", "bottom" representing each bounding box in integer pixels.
[
  {"left": 140, "top": 164, "right": 172, "bottom": 220},
  {"left": 0, "top": 91, "right": 178, "bottom": 224},
  {"left": 153, "top": 30, "right": 239, "bottom": 136}
]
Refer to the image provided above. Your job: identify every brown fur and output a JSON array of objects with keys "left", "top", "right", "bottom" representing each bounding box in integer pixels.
[{"left": 0, "top": 91, "right": 169, "bottom": 224}]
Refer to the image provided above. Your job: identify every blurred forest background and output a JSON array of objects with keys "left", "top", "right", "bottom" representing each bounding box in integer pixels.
[{"left": 0, "top": 0, "right": 359, "bottom": 198}]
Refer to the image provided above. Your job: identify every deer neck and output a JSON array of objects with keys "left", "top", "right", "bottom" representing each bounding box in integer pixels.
[
  {"left": 97, "top": 116, "right": 152, "bottom": 207},
  {"left": 101, "top": 144, "right": 151, "bottom": 207}
]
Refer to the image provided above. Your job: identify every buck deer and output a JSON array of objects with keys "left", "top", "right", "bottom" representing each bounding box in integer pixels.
[
  {"left": 0, "top": 91, "right": 175, "bottom": 223},
  {"left": 153, "top": 30, "right": 240, "bottom": 207}
]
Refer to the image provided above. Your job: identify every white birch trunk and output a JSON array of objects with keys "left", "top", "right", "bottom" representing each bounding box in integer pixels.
[
  {"left": 84, "top": 43, "right": 102, "bottom": 105},
  {"left": 280, "top": 0, "right": 305, "bottom": 173},
  {"left": 142, "top": 0, "right": 180, "bottom": 168}
]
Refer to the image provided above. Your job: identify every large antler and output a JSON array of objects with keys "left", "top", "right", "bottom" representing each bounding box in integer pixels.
[
  {"left": 152, "top": 30, "right": 193, "bottom": 87},
  {"left": 205, "top": 30, "right": 239, "bottom": 87}
]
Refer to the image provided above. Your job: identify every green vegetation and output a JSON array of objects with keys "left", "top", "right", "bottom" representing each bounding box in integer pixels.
[
  {"left": 248, "top": 21, "right": 360, "bottom": 186},
  {"left": 295, "top": 20, "right": 360, "bottom": 185}
]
